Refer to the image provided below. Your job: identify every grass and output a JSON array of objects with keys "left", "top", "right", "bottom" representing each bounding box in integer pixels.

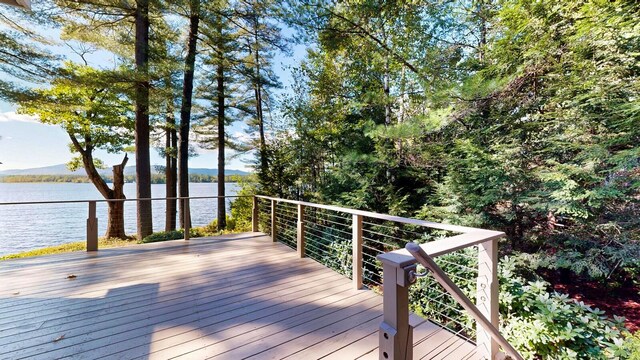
[
  {"left": 0, "top": 219, "right": 252, "bottom": 261},
  {"left": 0, "top": 237, "right": 137, "bottom": 261}
]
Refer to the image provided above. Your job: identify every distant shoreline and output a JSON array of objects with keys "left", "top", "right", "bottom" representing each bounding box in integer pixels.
[{"left": 0, "top": 174, "right": 248, "bottom": 184}]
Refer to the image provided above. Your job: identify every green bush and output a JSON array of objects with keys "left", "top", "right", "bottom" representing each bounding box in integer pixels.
[
  {"left": 140, "top": 227, "right": 215, "bottom": 243},
  {"left": 202, "top": 215, "right": 237, "bottom": 233},
  {"left": 323, "top": 239, "right": 352, "bottom": 278},
  {"left": 408, "top": 250, "right": 632, "bottom": 359},
  {"left": 537, "top": 219, "right": 640, "bottom": 289},
  {"left": 141, "top": 230, "right": 185, "bottom": 243},
  {"left": 500, "top": 255, "right": 629, "bottom": 359},
  {"left": 622, "top": 332, "right": 640, "bottom": 359},
  {"left": 229, "top": 176, "right": 258, "bottom": 232}
]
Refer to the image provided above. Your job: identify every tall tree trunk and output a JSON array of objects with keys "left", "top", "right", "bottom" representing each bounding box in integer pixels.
[
  {"left": 165, "top": 113, "right": 177, "bottom": 231},
  {"left": 252, "top": 12, "right": 267, "bottom": 174},
  {"left": 72, "top": 133, "right": 129, "bottom": 239},
  {"left": 178, "top": 0, "right": 200, "bottom": 229},
  {"left": 384, "top": 56, "right": 391, "bottom": 126},
  {"left": 477, "top": 0, "right": 487, "bottom": 61},
  {"left": 106, "top": 155, "right": 129, "bottom": 238},
  {"left": 216, "top": 51, "right": 226, "bottom": 231},
  {"left": 135, "top": 0, "right": 152, "bottom": 240}
]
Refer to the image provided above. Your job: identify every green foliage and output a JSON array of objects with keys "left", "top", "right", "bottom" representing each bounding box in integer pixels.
[
  {"left": 275, "top": 0, "right": 640, "bottom": 286},
  {"left": 140, "top": 227, "right": 216, "bottom": 243},
  {"left": 622, "top": 332, "right": 640, "bottom": 359},
  {"left": 204, "top": 216, "right": 237, "bottom": 234},
  {"left": 410, "top": 251, "right": 632, "bottom": 359},
  {"left": 141, "top": 217, "right": 252, "bottom": 244},
  {"left": 0, "top": 5, "right": 61, "bottom": 101},
  {"left": 323, "top": 239, "right": 352, "bottom": 278},
  {"left": 500, "top": 256, "right": 631, "bottom": 359},
  {"left": 19, "top": 63, "right": 134, "bottom": 155},
  {"left": 0, "top": 175, "right": 93, "bottom": 183},
  {"left": 303, "top": 225, "right": 353, "bottom": 278},
  {"left": 141, "top": 230, "right": 186, "bottom": 244},
  {"left": 229, "top": 176, "right": 259, "bottom": 232}
]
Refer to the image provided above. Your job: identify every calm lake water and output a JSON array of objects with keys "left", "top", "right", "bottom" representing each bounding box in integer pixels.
[{"left": 0, "top": 182, "right": 240, "bottom": 256}]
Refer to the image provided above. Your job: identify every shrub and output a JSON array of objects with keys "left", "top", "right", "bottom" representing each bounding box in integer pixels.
[
  {"left": 141, "top": 230, "right": 185, "bottom": 243},
  {"left": 202, "top": 215, "right": 237, "bottom": 234},
  {"left": 323, "top": 239, "right": 352, "bottom": 278},
  {"left": 408, "top": 250, "right": 632, "bottom": 358},
  {"left": 622, "top": 332, "right": 640, "bottom": 359},
  {"left": 501, "top": 255, "right": 630, "bottom": 359},
  {"left": 538, "top": 220, "right": 640, "bottom": 289},
  {"left": 229, "top": 176, "right": 258, "bottom": 232}
]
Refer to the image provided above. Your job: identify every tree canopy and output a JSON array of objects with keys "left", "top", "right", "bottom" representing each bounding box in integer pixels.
[{"left": 1, "top": 0, "right": 639, "bottom": 357}]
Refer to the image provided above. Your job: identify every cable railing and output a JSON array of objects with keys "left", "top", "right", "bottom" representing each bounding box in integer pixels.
[
  {"left": 0, "top": 195, "right": 248, "bottom": 254},
  {"left": 255, "top": 196, "right": 272, "bottom": 236},
  {"left": 253, "top": 195, "right": 522, "bottom": 360},
  {"left": 1, "top": 192, "right": 521, "bottom": 358}
]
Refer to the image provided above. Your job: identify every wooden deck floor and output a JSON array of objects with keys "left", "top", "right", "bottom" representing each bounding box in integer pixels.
[{"left": 0, "top": 233, "right": 476, "bottom": 359}]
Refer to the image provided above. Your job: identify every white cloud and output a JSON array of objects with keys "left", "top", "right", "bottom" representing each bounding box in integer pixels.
[{"left": 0, "top": 112, "right": 40, "bottom": 124}]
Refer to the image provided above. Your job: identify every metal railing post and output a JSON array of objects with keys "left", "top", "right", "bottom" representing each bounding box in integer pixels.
[
  {"left": 252, "top": 196, "right": 259, "bottom": 232},
  {"left": 86, "top": 201, "right": 98, "bottom": 251},
  {"left": 477, "top": 239, "right": 499, "bottom": 359},
  {"left": 405, "top": 242, "right": 522, "bottom": 360},
  {"left": 271, "top": 199, "right": 277, "bottom": 242},
  {"left": 183, "top": 198, "right": 190, "bottom": 240},
  {"left": 352, "top": 214, "right": 363, "bottom": 290},
  {"left": 377, "top": 253, "right": 416, "bottom": 360},
  {"left": 297, "top": 204, "right": 305, "bottom": 258}
]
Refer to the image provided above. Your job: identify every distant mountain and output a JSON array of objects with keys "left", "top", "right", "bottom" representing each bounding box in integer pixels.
[
  {"left": 0, "top": 164, "right": 250, "bottom": 177},
  {"left": 0, "top": 164, "right": 80, "bottom": 176},
  {"left": 183, "top": 168, "right": 250, "bottom": 176}
]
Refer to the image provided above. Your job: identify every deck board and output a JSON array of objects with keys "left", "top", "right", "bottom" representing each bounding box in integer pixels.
[{"left": 0, "top": 232, "right": 477, "bottom": 359}]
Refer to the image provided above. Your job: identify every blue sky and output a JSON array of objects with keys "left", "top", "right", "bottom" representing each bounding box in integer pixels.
[{"left": 0, "top": 24, "right": 307, "bottom": 172}]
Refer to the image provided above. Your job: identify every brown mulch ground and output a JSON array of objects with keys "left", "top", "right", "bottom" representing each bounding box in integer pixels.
[{"left": 551, "top": 279, "right": 640, "bottom": 333}]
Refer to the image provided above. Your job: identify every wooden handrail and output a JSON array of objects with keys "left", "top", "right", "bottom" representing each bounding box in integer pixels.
[
  {"left": 374, "top": 230, "right": 504, "bottom": 267},
  {"left": 254, "top": 195, "right": 518, "bottom": 358},
  {"left": 255, "top": 195, "right": 486, "bottom": 234},
  {"left": 406, "top": 242, "right": 523, "bottom": 360}
]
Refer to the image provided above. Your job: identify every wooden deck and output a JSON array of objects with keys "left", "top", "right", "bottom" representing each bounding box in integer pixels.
[{"left": 0, "top": 232, "right": 476, "bottom": 359}]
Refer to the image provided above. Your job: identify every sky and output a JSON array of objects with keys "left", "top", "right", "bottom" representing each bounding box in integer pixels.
[{"left": 0, "top": 18, "right": 308, "bottom": 173}]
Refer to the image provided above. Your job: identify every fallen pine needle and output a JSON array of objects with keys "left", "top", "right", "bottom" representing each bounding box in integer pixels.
[{"left": 53, "top": 334, "right": 65, "bottom": 342}]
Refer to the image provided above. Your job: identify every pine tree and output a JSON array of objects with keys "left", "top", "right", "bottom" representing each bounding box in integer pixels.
[
  {"left": 194, "top": 2, "right": 247, "bottom": 230},
  {"left": 236, "top": 0, "right": 285, "bottom": 183}
]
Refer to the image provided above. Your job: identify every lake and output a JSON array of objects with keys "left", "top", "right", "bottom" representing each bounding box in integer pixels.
[{"left": 0, "top": 182, "right": 240, "bottom": 256}]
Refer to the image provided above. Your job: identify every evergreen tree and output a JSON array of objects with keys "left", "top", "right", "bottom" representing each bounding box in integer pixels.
[
  {"left": 194, "top": 2, "right": 246, "bottom": 230},
  {"left": 236, "top": 0, "right": 286, "bottom": 178},
  {"left": 176, "top": 0, "right": 201, "bottom": 229},
  {"left": 54, "top": 0, "right": 158, "bottom": 239},
  {"left": 0, "top": 3, "right": 61, "bottom": 101}
]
